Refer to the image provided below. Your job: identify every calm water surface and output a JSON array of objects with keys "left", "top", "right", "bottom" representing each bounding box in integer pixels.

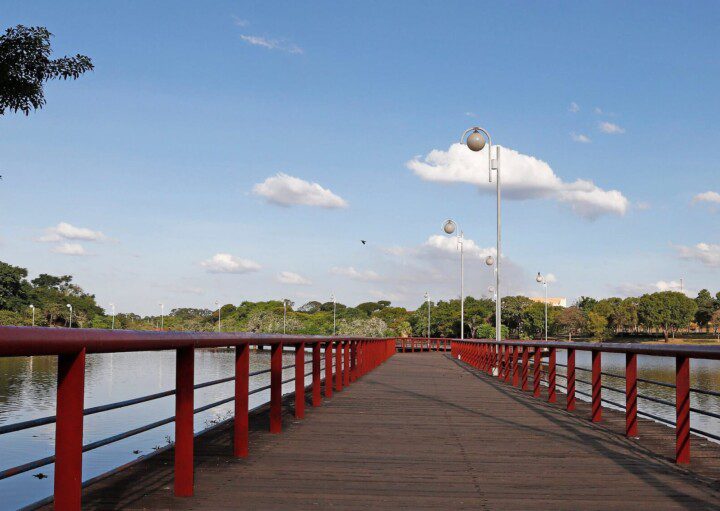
[{"left": 0, "top": 349, "right": 315, "bottom": 510}]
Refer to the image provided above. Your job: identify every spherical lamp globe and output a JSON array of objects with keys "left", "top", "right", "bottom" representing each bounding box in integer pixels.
[
  {"left": 443, "top": 219, "right": 456, "bottom": 235},
  {"left": 466, "top": 131, "right": 486, "bottom": 152}
]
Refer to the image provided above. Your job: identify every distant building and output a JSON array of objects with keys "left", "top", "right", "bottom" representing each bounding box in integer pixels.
[{"left": 530, "top": 297, "right": 567, "bottom": 307}]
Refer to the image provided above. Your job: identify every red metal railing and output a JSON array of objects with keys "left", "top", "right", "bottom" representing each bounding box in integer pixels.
[
  {"left": 395, "top": 337, "right": 451, "bottom": 352},
  {"left": 0, "top": 327, "right": 395, "bottom": 510},
  {"left": 452, "top": 339, "right": 720, "bottom": 465}
]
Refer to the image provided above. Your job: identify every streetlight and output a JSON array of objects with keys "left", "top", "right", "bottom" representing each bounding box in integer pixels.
[
  {"left": 330, "top": 293, "right": 336, "bottom": 335},
  {"left": 424, "top": 292, "right": 431, "bottom": 341},
  {"left": 66, "top": 304, "right": 73, "bottom": 329},
  {"left": 29, "top": 304, "right": 35, "bottom": 327},
  {"left": 442, "top": 219, "right": 465, "bottom": 339},
  {"left": 215, "top": 300, "right": 221, "bottom": 332},
  {"left": 158, "top": 303, "right": 164, "bottom": 330},
  {"left": 461, "top": 126, "right": 501, "bottom": 343},
  {"left": 536, "top": 272, "right": 548, "bottom": 342},
  {"left": 109, "top": 303, "right": 116, "bottom": 330}
]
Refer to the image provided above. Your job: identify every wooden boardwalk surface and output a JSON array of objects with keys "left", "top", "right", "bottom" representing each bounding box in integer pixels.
[{"left": 65, "top": 353, "right": 720, "bottom": 510}]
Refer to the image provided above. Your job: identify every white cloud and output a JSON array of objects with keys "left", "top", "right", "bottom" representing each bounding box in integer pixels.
[
  {"left": 240, "top": 35, "right": 303, "bottom": 54},
  {"left": 330, "top": 266, "right": 381, "bottom": 282},
  {"left": 465, "top": 112, "right": 477, "bottom": 117},
  {"left": 52, "top": 243, "right": 87, "bottom": 256},
  {"left": 569, "top": 102, "right": 580, "bottom": 113},
  {"left": 570, "top": 132, "right": 591, "bottom": 143},
  {"left": 39, "top": 222, "right": 106, "bottom": 242},
  {"left": 420, "top": 235, "right": 495, "bottom": 260},
  {"left": 200, "top": 253, "right": 261, "bottom": 274},
  {"left": 614, "top": 280, "right": 690, "bottom": 296},
  {"left": 545, "top": 273, "right": 557, "bottom": 283},
  {"left": 635, "top": 201, "right": 651, "bottom": 210},
  {"left": 676, "top": 243, "right": 720, "bottom": 267},
  {"left": 692, "top": 191, "right": 720, "bottom": 205},
  {"left": 232, "top": 15, "right": 249, "bottom": 27},
  {"left": 277, "top": 271, "right": 312, "bottom": 285},
  {"left": 594, "top": 107, "right": 603, "bottom": 114},
  {"left": 252, "top": 173, "right": 348, "bottom": 208},
  {"left": 598, "top": 121, "right": 625, "bottom": 134},
  {"left": 407, "top": 143, "right": 628, "bottom": 219}
]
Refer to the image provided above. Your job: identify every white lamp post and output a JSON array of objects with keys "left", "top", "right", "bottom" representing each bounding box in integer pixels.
[
  {"left": 330, "top": 293, "right": 336, "bottom": 335},
  {"left": 536, "top": 272, "right": 548, "bottom": 341},
  {"left": 66, "top": 304, "right": 73, "bottom": 329},
  {"left": 159, "top": 303, "right": 164, "bottom": 330},
  {"left": 424, "top": 292, "right": 431, "bottom": 341},
  {"left": 215, "top": 300, "right": 221, "bottom": 332},
  {"left": 442, "top": 219, "right": 465, "bottom": 339},
  {"left": 29, "top": 304, "right": 35, "bottom": 327},
  {"left": 109, "top": 303, "right": 116, "bottom": 330},
  {"left": 461, "top": 127, "right": 501, "bottom": 343}
]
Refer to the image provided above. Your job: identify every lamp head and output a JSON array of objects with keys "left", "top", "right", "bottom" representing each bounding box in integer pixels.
[
  {"left": 442, "top": 219, "right": 457, "bottom": 235},
  {"left": 466, "top": 130, "right": 486, "bottom": 152},
  {"left": 485, "top": 255, "right": 495, "bottom": 266},
  {"left": 66, "top": 304, "right": 72, "bottom": 309},
  {"left": 29, "top": 304, "right": 34, "bottom": 309},
  {"left": 536, "top": 272, "right": 543, "bottom": 283}
]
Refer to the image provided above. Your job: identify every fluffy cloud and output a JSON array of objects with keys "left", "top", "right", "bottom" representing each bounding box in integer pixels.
[
  {"left": 570, "top": 132, "right": 591, "bottom": 143},
  {"left": 407, "top": 143, "right": 628, "bottom": 219},
  {"left": 544, "top": 273, "right": 557, "bottom": 283},
  {"left": 598, "top": 121, "right": 625, "bottom": 134},
  {"left": 390, "top": 235, "right": 496, "bottom": 261},
  {"left": 692, "top": 191, "right": 720, "bottom": 205},
  {"left": 39, "top": 222, "right": 106, "bottom": 242},
  {"left": 676, "top": 243, "right": 720, "bottom": 267},
  {"left": 200, "top": 253, "right": 261, "bottom": 274},
  {"left": 277, "top": 271, "right": 312, "bottom": 285},
  {"left": 52, "top": 243, "right": 87, "bottom": 256},
  {"left": 239, "top": 35, "right": 303, "bottom": 54},
  {"left": 330, "top": 266, "right": 381, "bottom": 282},
  {"left": 569, "top": 102, "right": 580, "bottom": 113},
  {"left": 253, "top": 173, "right": 348, "bottom": 208}
]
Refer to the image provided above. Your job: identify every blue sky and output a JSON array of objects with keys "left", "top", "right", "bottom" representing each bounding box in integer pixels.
[{"left": 1, "top": 1, "right": 719, "bottom": 314}]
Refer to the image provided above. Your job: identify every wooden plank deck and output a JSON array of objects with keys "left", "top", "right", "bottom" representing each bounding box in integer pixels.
[{"left": 62, "top": 353, "right": 720, "bottom": 510}]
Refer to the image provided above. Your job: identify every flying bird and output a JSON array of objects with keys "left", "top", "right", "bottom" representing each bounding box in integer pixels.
[{"left": 361, "top": 240, "right": 366, "bottom": 245}]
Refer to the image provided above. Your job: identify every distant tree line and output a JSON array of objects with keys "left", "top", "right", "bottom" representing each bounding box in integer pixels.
[{"left": 1, "top": 260, "right": 718, "bottom": 342}]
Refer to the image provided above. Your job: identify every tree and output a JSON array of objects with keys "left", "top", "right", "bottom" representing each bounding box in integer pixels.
[
  {"left": 464, "top": 297, "right": 494, "bottom": 338},
  {"left": 575, "top": 296, "right": 598, "bottom": 312},
  {"left": 1, "top": 25, "right": 93, "bottom": 115},
  {"left": 555, "top": 306, "right": 586, "bottom": 341},
  {"left": 501, "top": 296, "right": 534, "bottom": 338},
  {"left": 585, "top": 311, "right": 608, "bottom": 342},
  {"left": 710, "top": 309, "right": 720, "bottom": 339},
  {"left": 638, "top": 292, "right": 698, "bottom": 342},
  {"left": 695, "top": 289, "right": 717, "bottom": 332},
  {"left": 613, "top": 298, "right": 639, "bottom": 334},
  {"left": 0, "top": 261, "right": 30, "bottom": 311}
]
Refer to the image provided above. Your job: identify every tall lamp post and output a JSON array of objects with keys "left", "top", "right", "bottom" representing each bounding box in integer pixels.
[
  {"left": 330, "top": 293, "right": 336, "bottom": 335},
  {"left": 109, "top": 303, "right": 116, "bottom": 330},
  {"left": 29, "top": 304, "right": 35, "bottom": 327},
  {"left": 536, "top": 272, "right": 548, "bottom": 342},
  {"left": 424, "top": 292, "right": 431, "bottom": 341},
  {"left": 442, "top": 219, "right": 465, "bottom": 339},
  {"left": 215, "top": 300, "right": 221, "bottom": 332},
  {"left": 461, "top": 126, "right": 501, "bottom": 343},
  {"left": 66, "top": 304, "right": 73, "bottom": 329},
  {"left": 158, "top": 303, "right": 164, "bottom": 330}
]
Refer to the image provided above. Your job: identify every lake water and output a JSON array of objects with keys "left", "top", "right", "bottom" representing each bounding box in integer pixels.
[
  {"left": 0, "top": 349, "right": 316, "bottom": 510},
  {"left": 1, "top": 349, "right": 720, "bottom": 510}
]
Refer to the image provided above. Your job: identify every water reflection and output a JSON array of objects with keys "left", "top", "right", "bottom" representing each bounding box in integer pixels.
[{"left": 0, "top": 348, "right": 313, "bottom": 510}]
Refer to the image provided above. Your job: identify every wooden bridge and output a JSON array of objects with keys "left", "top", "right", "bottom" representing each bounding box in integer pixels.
[{"left": 2, "top": 330, "right": 720, "bottom": 510}]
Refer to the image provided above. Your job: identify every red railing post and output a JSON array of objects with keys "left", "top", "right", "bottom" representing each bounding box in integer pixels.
[
  {"left": 325, "top": 341, "right": 333, "bottom": 397},
  {"left": 676, "top": 356, "right": 690, "bottom": 463},
  {"left": 174, "top": 346, "right": 194, "bottom": 496},
  {"left": 521, "top": 347, "right": 529, "bottom": 391},
  {"left": 234, "top": 343, "right": 249, "bottom": 457},
  {"left": 626, "top": 352, "right": 637, "bottom": 437},
  {"left": 350, "top": 341, "right": 357, "bottom": 382},
  {"left": 591, "top": 350, "right": 602, "bottom": 422},
  {"left": 54, "top": 348, "right": 86, "bottom": 510},
  {"left": 533, "top": 348, "right": 541, "bottom": 397},
  {"left": 334, "top": 341, "right": 343, "bottom": 391},
  {"left": 512, "top": 346, "right": 520, "bottom": 387},
  {"left": 567, "top": 348, "right": 576, "bottom": 411},
  {"left": 343, "top": 341, "right": 350, "bottom": 386},
  {"left": 270, "top": 343, "right": 282, "bottom": 433},
  {"left": 295, "top": 342, "right": 306, "bottom": 419},
  {"left": 312, "top": 343, "right": 321, "bottom": 406},
  {"left": 548, "top": 347, "right": 557, "bottom": 403}
]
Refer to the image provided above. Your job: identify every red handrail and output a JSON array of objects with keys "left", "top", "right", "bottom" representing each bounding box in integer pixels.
[
  {"left": 451, "top": 338, "right": 720, "bottom": 467},
  {"left": 0, "top": 326, "right": 396, "bottom": 510}
]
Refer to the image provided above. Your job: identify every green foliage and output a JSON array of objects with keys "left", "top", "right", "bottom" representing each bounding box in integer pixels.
[
  {"left": 695, "top": 289, "right": 717, "bottom": 329},
  {"left": 555, "top": 306, "right": 586, "bottom": 341},
  {"left": 0, "top": 261, "right": 30, "bottom": 311},
  {"left": 638, "top": 292, "right": 698, "bottom": 342},
  {"left": 1, "top": 25, "right": 94, "bottom": 115},
  {"left": 585, "top": 311, "right": 609, "bottom": 341}
]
